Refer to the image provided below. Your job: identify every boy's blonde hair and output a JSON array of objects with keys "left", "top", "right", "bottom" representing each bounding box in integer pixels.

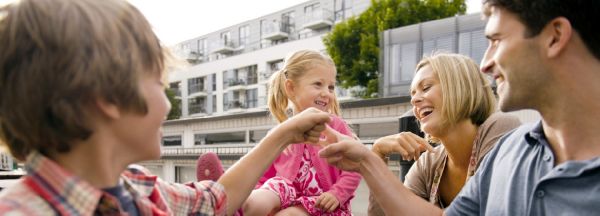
[
  {"left": 268, "top": 50, "right": 340, "bottom": 123},
  {"left": 415, "top": 53, "right": 496, "bottom": 132},
  {"left": 0, "top": 0, "right": 168, "bottom": 160}
]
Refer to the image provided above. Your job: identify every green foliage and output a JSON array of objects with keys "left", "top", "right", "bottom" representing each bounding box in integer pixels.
[
  {"left": 324, "top": 0, "right": 466, "bottom": 98},
  {"left": 165, "top": 88, "right": 181, "bottom": 120}
]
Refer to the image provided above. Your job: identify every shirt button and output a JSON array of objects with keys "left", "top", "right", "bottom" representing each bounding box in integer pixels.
[
  {"left": 543, "top": 155, "right": 551, "bottom": 162},
  {"left": 536, "top": 190, "right": 545, "bottom": 198}
]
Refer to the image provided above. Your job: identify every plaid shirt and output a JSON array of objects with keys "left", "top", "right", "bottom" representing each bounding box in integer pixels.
[{"left": 0, "top": 152, "right": 227, "bottom": 215}]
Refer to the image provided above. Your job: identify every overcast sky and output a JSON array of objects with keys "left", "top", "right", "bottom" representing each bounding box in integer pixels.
[
  {"left": 129, "top": 0, "right": 482, "bottom": 46},
  {"left": 0, "top": 0, "right": 482, "bottom": 46}
]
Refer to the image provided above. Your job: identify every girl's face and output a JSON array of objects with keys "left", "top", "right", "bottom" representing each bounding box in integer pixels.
[
  {"left": 286, "top": 64, "right": 336, "bottom": 113},
  {"left": 410, "top": 65, "right": 444, "bottom": 137}
]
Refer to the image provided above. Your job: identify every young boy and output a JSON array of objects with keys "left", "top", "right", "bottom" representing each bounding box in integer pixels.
[{"left": 0, "top": 0, "right": 332, "bottom": 215}]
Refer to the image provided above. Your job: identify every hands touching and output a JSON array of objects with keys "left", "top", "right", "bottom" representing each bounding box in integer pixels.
[
  {"left": 317, "top": 125, "right": 370, "bottom": 172},
  {"left": 315, "top": 192, "right": 340, "bottom": 212},
  {"left": 276, "top": 107, "right": 331, "bottom": 145},
  {"left": 372, "top": 132, "right": 434, "bottom": 161}
]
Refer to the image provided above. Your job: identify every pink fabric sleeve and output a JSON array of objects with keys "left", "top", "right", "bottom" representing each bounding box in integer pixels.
[{"left": 326, "top": 115, "right": 362, "bottom": 204}]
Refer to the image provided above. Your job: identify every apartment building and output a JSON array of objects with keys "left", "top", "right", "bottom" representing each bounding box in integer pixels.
[{"left": 144, "top": 0, "right": 372, "bottom": 183}]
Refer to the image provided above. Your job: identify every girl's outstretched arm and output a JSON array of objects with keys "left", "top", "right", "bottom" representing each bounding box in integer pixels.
[{"left": 218, "top": 108, "right": 330, "bottom": 216}]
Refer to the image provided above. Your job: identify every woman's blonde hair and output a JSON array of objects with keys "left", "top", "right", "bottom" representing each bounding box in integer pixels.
[
  {"left": 267, "top": 50, "right": 340, "bottom": 123},
  {"left": 415, "top": 53, "right": 496, "bottom": 131}
]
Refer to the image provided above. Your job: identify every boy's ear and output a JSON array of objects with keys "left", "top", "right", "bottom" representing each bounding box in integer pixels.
[
  {"left": 285, "top": 79, "right": 295, "bottom": 98},
  {"left": 95, "top": 98, "right": 121, "bottom": 120},
  {"left": 545, "top": 17, "right": 572, "bottom": 58}
]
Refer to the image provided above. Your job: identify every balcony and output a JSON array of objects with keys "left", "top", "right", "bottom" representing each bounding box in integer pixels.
[
  {"left": 302, "top": 9, "right": 333, "bottom": 30},
  {"left": 160, "top": 145, "right": 254, "bottom": 160},
  {"left": 184, "top": 51, "right": 204, "bottom": 64},
  {"left": 225, "top": 100, "right": 247, "bottom": 111},
  {"left": 262, "top": 22, "right": 290, "bottom": 40},
  {"left": 188, "top": 84, "right": 207, "bottom": 97},
  {"left": 188, "top": 103, "right": 207, "bottom": 115},
  {"left": 211, "top": 40, "right": 236, "bottom": 54}
]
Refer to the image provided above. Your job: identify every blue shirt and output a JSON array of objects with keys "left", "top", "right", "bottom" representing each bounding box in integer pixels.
[{"left": 446, "top": 121, "right": 600, "bottom": 216}]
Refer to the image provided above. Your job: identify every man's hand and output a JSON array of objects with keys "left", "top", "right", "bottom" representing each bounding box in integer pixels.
[
  {"left": 276, "top": 107, "right": 331, "bottom": 144},
  {"left": 318, "top": 126, "right": 370, "bottom": 172},
  {"left": 372, "top": 132, "right": 434, "bottom": 161},
  {"left": 315, "top": 192, "right": 340, "bottom": 212}
]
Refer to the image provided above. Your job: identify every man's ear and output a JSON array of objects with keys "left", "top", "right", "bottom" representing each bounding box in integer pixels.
[
  {"left": 285, "top": 79, "right": 295, "bottom": 98},
  {"left": 95, "top": 98, "right": 121, "bottom": 120},
  {"left": 544, "top": 17, "right": 572, "bottom": 58}
]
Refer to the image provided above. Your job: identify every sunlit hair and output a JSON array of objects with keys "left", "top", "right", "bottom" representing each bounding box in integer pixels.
[
  {"left": 0, "top": 0, "right": 169, "bottom": 160},
  {"left": 414, "top": 53, "right": 496, "bottom": 134},
  {"left": 267, "top": 50, "right": 340, "bottom": 123}
]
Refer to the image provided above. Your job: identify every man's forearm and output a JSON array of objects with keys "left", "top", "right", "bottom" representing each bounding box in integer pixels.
[{"left": 359, "top": 152, "right": 443, "bottom": 216}]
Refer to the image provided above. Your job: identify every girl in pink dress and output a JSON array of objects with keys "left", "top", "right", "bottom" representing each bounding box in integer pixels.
[{"left": 241, "top": 50, "right": 361, "bottom": 216}]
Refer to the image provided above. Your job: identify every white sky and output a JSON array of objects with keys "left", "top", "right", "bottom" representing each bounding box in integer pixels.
[
  {"left": 0, "top": 0, "right": 482, "bottom": 46},
  {"left": 129, "top": 0, "right": 482, "bottom": 46}
]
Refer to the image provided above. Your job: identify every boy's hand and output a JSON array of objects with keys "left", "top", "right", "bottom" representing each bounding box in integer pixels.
[
  {"left": 318, "top": 127, "right": 370, "bottom": 172},
  {"left": 372, "top": 132, "right": 434, "bottom": 161},
  {"left": 278, "top": 107, "right": 331, "bottom": 144},
  {"left": 315, "top": 192, "right": 340, "bottom": 212}
]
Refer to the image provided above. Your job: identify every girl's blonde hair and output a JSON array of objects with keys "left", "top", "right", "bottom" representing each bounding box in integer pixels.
[
  {"left": 268, "top": 50, "right": 341, "bottom": 123},
  {"left": 415, "top": 53, "right": 496, "bottom": 132}
]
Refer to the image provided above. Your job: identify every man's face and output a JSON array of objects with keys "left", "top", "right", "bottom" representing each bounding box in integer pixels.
[{"left": 480, "top": 6, "right": 550, "bottom": 112}]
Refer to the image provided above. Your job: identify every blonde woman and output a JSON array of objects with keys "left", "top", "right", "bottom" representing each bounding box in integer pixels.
[{"left": 368, "top": 53, "right": 521, "bottom": 215}]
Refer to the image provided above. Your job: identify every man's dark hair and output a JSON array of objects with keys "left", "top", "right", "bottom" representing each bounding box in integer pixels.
[{"left": 484, "top": 0, "right": 600, "bottom": 60}]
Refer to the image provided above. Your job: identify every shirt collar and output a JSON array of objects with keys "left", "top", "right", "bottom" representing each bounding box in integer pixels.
[
  {"left": 524, "top": 120, "right": 546, "bottom": 146},
  {"left": 25, "top": 151, "right": 103, "bottom": 215}
]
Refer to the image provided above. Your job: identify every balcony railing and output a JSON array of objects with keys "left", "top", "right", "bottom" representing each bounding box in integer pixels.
[
  {"left": 226, "top": 100, "right": 246, "bottom": 110},
  {"left": 188, "top": 103, "right": 207, "bottom": 115},
  {"left": 188, "top": 84, "right": 206, "bottom": 95},
  {"left": 161, "top": 145, "right": 254, "bottom": 157},
  {"left": 302, "top": 9, "right": 333, "bottom": 30},
  {"left": 262, "top": 22, "right": 290, "bottom": 40},
  {"left": 211, "top": 40, "right": 236, "bottom": 54}
]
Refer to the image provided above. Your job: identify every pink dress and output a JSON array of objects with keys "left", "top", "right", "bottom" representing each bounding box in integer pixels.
[{"left": 260, "top": 144, "right": 352, "bottom": 215}]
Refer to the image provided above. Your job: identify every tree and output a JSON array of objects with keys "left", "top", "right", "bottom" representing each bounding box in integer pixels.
[
  {"left": 324, "top": 0, "right": 466, "bottom": 98},
  {"left": 165, "top": 88, "right": 181, "bottom": 120}
]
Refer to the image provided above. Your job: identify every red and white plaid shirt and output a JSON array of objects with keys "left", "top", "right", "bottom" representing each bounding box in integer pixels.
[{"left": 0, "top": 151, "right": 227, "bottom": 215}]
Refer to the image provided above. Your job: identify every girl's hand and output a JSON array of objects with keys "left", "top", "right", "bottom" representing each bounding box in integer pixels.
[
  {"left": 372, "top": 132, "right": 434, "bottom": 161},
  {"left": 316, "top": 192, "right": 340, "bottom": 212}
]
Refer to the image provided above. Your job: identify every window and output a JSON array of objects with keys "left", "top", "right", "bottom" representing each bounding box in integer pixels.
[
  {"left": 282, "top": 11, "right": 295, "bottom": 33},
  {"left": 188, "top": 76, "right": 205, "bottom": 94},
  {"left": 188, "top": 96, "right": 206, "bottom": 114},
  {"left": 212, "top": 94, "right": 217, "bottom": 113},
  {"left": 422, "top": 34, "right": 455, "bottom": 56},
  {"left": 304, "top": 3, "right": 320, "bottom": 18},
  {"left": 220, "top": 31, "right": 231, "bottom": 46},
  {"left": 458, "top": 29, "right": 486, "bottom": 66},
  {"left": 197, "top": 38, "right": 207, "bottom": 56},
  {"left": 162, "top": 135, "right": 182, "bottom": 146},
  {"left": 390, "top": 42, "right": 418, "bottom": 84},
  {"left": 334, "top": 0, "right": 344, "bottom": 21},
  {"left": 211, "top": 74, "right": 216, "bottom": 91},
  {"left": 249, "top": 129, "right": 269, "bottom": 143},
  {"left": 246, "top": 88, "right": 258, "bottom": 108},
  {"left": 205, "top": 131, "right": 246, "bottom": 144},
  {"left": 239, "top": 25, "right": 249, "bottom": 46},
  {"left": 175, "top": 166, "right": 195, "bottom": 183},
  {"left": 246, "top": 65, "right": 258, "bottom": 84},
  {"left": 169, "top": 82, "right": 181, "bottom": 97},
  {"left": 194, "top": 134, "right": 206, "bottom": 145}
]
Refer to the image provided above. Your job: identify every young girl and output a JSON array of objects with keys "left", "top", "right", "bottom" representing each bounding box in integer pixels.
[{"left": 241, "top": 50, "right": 361, "bottom": 216}]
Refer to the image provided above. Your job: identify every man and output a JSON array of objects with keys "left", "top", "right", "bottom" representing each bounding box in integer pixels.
[{"left": 319, "top": 0, "right": 600, "bottom": 215}]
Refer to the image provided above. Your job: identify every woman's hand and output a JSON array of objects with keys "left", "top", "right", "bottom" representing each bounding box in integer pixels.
[
  {"left": 316, "top": 192, "right": 340, "bottom": 212},
  {"left": 372, "top": 132, "right": 434, "bottom": 161}
]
